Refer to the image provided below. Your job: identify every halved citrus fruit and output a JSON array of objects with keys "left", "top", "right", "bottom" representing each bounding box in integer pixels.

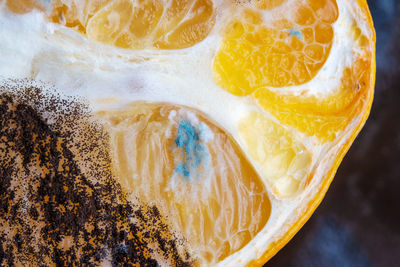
[{"left": 0, "top": 0, "right": 375, "bottom": 266}]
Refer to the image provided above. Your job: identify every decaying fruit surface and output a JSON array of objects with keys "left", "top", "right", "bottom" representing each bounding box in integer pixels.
[
  {"left": 0, "top": 0, "right": 375, "bottom": 266},
  {"left": 97, "top": 103, "right": 271, "bottom": 263}
]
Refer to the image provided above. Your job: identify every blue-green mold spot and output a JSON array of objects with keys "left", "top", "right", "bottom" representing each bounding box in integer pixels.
[
  {"left": 287, "top": 29, "right": 303, "bottom": 40},
  {"left": 173, "top": 120, "right": 209, "bottom": 180}
]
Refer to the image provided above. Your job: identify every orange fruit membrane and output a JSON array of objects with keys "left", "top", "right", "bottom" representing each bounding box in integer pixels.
[
  {"left": 0, "top": 0, "right": 375, "bottom": 266},
  {"left": 48, "top": 0, "right": 216, "bottom": 49}
]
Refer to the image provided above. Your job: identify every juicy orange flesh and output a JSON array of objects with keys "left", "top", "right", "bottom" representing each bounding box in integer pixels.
[
  {"left": 213, "top": 0, "right": 339, "bottom": 94},
  {"left": 254, "top": 27, "right": 372, "bottom": 141},
  {"left": 5, "top": 0, "right": 44, "bottom": 13},
  {"left": 256, "top": 0, "right": 286, "bottom": 10},
  {"left": 49, "top": 0, "right": 216, "bottom": 49},
  {"left": 97, "top": 103, "right": 271, "bottom": 264},
  {"left": 238, "top": 112, "right": 312, "bottom": 197}
]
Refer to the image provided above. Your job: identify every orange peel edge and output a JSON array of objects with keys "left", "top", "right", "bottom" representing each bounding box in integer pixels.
[{"left": 247, "top": 0, "right": 376, "bottom": 265}]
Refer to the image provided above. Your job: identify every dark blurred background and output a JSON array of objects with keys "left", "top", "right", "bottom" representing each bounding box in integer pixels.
[{"left": 265, "top": 0, "right": 400, "bottom": 266}]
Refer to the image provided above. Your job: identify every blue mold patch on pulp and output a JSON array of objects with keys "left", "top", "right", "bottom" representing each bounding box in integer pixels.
[
  {"left": 173, "top": 120, "right": 209, "bottom": 180},
  {"left": 287, "top": 29, "right": 303, "bottom": 40}
]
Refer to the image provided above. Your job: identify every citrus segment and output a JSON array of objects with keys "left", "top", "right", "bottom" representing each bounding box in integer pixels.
[
  {"left": 154, "top": 0, "right": 215, "bottom": 49},
  {"left": 256, "top": 0, "right": 286, "bottom": 10},
  {"left": 5, "top": 0, "right": 43, "bottom": 14},
  {"left": 86, "top": 0, "right": 134, "bottom": 46},
  {"left": 238, "top": 112, "right": 312, "bottom": 197},
  {"left": 97, "top": 103, "right": 271, "bottom": 264},
  {"left": 254, "top": 54, "right": 373, "bottom": 141},
  {"left": 50, "top": 0, "right": 112, "bottom": 32},
  {"left": 50, "top": 0, "right": 216, "bottom": 49},
  {"left": 213, "top": 0, "right": 338, "bottom": 95}
]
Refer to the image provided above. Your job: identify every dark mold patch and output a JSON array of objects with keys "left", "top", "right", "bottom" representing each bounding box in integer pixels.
[{"left": 0, "top": 80, "right": 193, "bottom": 266}]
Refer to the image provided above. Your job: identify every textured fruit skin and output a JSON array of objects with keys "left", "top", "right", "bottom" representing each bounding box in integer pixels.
[{"left": 247, "top": 0, "right": 376, "bottom": 265}]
